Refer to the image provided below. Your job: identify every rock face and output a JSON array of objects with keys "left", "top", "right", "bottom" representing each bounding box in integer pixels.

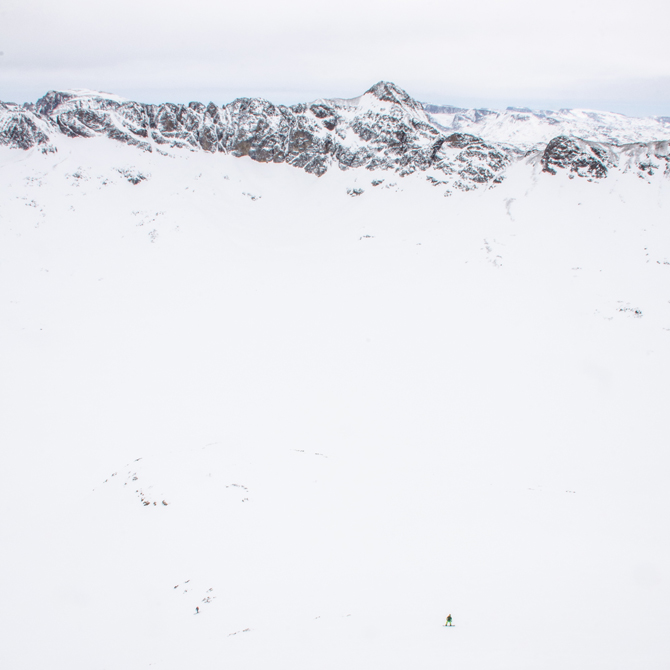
[
  {"left": 1, "top": 82, "right": 669, "bottom": 187},
  {"left": 541, "top": 136, "right": 614, "bottom": 179},
  {"left": 0, "top": 102, "right": 54, "bottom": 151}
]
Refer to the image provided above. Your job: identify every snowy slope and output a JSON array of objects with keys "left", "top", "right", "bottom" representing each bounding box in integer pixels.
[{"left": 1, "top": 126, "right": 670, "bottom": 670}]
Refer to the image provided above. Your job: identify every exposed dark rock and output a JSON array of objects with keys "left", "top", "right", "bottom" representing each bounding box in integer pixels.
[
  {"left": 444, "top": 133, "right": 480, "bottom": 149},
  {"left": 541, "top": 136, "right": 609, "bottom": 178},
  {"left": 116, "top": 167, "right": 148, "bottom": 184},
  {"left": 35, "top": 91, "right": 78, "bottom": 117},
  {"left": 0, "top": 105, "right": 53, "bottom": 150}
]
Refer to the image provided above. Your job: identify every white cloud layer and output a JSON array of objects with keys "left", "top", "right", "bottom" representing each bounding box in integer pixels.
[{"left": 1, "top": 0, "right": 670, "bottom": 115}]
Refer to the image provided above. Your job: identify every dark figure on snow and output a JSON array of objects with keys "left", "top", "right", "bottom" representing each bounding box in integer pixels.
[
  {"left": 195, "top": 607, "right": 200, "bottom": 614},
  {"left": 445, "top": 614, "right": 453, "bottom": 626}
]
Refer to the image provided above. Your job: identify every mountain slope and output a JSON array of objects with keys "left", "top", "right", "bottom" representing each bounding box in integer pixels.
[{"left": 1, "top": 129, "right": 670, "bottom": 669}]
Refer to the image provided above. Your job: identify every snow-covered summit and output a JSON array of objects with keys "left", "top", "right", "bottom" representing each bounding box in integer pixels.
[
  {"left": 318, "top": 81, "right": 423, "bottom": 112},
  {"left": 316, "top": 81, "right": 433, "bottom": 132},
  {"left": 33, "top": 89, "right": 130, "bottom": 117},
  {"left": 361, "top": 81, "right": 427, "bottom": 116}
]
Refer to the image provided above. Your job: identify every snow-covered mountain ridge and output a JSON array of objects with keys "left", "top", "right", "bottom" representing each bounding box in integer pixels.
[
  {"left": 425, "top": 103, "right": 670, "bottom": 151},
  {"left": 1, "top": 81, "right": 670, "bottom": 190}
]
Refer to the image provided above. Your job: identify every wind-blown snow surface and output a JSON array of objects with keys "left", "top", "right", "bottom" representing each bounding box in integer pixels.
[{"left": 1, "top": 136, "right": 670, "bottom": 670}]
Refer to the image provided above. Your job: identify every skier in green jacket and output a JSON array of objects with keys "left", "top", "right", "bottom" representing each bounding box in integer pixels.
[{"left": 445, "top": 614, "right": 453, "bottom": 626}]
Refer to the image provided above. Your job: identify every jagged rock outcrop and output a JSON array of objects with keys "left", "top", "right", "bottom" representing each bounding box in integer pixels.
[
  {"left": 541, "top": 136, "right": 614, "bottom": 178},
  {"left": 0, "top": 102, "right": 54, "bottom": 151}
]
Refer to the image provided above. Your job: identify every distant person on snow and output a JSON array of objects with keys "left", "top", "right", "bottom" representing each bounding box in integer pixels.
[
  {"left": 445, "top": 614, "right": 453, "bottom": 626},
  {"left": 195, "top": 607, "right": 200, "bottom": 614}
]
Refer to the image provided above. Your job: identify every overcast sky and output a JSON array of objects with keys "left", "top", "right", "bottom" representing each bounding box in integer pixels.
[{"left": 1, "top": 0, "right": 669, "bottom": 116}]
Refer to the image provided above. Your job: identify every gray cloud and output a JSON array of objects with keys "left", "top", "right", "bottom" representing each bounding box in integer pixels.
[{"left": 1, "top": 0, "right": 669, "bottom": 115}]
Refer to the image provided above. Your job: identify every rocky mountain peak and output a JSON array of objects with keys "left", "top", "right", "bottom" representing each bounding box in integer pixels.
[
  {"left": 364, "top": 81, "right": 422, "bottom": 111},
  {"left": 35, "top": 91, "right": 79, "bottom": 117}
]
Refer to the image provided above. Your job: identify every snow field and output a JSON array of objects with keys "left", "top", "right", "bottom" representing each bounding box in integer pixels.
[{"left": 1, "top": 138, "right": 670, "bottom": 669}]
